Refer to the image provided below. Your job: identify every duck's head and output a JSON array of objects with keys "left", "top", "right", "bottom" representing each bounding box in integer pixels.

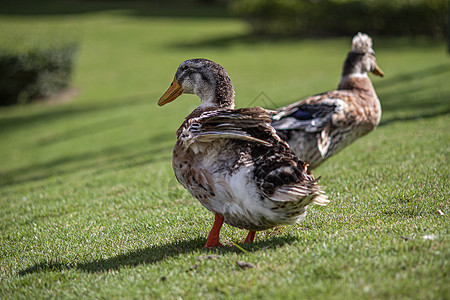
[
  {"left": 342, "top": 33, "right": 384, "bottom": 78},
  {"left": 158, "top": 58, "right": 235, "bottom": 109}
]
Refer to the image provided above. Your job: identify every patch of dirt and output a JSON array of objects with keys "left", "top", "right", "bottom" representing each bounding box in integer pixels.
[{"left": 36, "top": 87, "right": 80, "bottom": 104}]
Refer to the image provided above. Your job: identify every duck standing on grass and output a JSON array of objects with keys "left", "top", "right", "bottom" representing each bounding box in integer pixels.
[
  {"left": 272, "top": 33, "right": 384, "bottom": 170},
  {"left": 158, "top": 59, "right": 328, "bottom": 248}
]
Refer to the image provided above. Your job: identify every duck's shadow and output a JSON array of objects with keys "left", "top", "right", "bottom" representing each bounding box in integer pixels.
[{"left": 19, "top": 235, "right": 297, "bottom": 276}]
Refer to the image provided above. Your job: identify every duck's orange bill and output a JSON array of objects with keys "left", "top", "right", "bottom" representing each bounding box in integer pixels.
[
  {"left": 372, "top": 64, "right": 384, "bottom": 77},
  {"left": 158, "top": 76, "right": 183, "bottom": 106}
]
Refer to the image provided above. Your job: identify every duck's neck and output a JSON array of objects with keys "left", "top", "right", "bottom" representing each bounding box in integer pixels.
[
  {"left": 184, "top": 86, "right": 235, "bottom": 123},
  {"left": 198, "top": 93, "right": 235, "bottom": 110},
  {"left": 198, "top": 78, "right": 235, "bottom": 110},
  {"left": 338, "top": 51, "right": 375, "bottom": 93},
  {"left": 338, "top": 51, "right": 374, "bottom": 93},
  {"left": 338, "top": 74, "right": 375, "bottom": 94}
]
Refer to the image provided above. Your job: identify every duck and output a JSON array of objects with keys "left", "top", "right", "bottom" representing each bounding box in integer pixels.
[
  {"left": 271, "top": 33, "right": 384, "bottom": 170},
  {"left": 158, "top": 58, "right": 328, "bottom": 248}
]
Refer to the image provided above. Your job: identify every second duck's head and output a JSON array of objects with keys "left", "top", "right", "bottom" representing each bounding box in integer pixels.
[
  {"left": 158, "top": 58, "right": 235, "bottom": 109},
  {"left": 342, "top": 32, "right": 384, "bottom": 78}
]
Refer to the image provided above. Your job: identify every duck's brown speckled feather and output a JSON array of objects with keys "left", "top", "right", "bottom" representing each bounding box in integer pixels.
[
  {"left": 173, "top": 107, "right": 327, "bottom": 230},
  {"left": 273, "top": 77, "right": 381, "bottom": 169}
]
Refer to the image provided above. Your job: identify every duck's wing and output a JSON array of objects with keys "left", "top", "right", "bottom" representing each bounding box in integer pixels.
[
  {"left": 253, "top": 147, "right": 329, "bottom": 207},
  {"left": 181, "top": 107, "right": 275, "bottom": 148},
  {"left": 181, "top": 107, "right": 328, "bottom": 207},
  {"left": 271, "top": 91, "right": 351, "bottom": 133},
  {"left": 236, "top": 110, "right": 329, "bottom": 207}
]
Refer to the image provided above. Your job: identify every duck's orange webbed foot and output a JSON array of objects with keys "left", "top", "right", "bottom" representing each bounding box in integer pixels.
[
  {"left": 244, "top": 230, "right": 256, "bottom": 243},
  {"left": 203, "top": 214, "right": 224, "bottom": 248}
]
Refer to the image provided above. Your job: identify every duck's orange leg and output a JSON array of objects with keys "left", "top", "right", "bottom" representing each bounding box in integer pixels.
[
  {"left": 203, "top": 214, "right": 224, "bottom": 248},
  {"left": 244, "top": 230, "right": 256, "bottom": 243}
]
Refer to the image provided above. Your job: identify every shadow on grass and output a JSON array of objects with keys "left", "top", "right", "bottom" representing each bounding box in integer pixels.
[
  {"left": 375, "top": 62, "right": 450, "bottom": 126},
  {"left": 376, "top": 63, "right": 450, "bottom": 90},
  {"left": 0, "top": 93, "right": 175, "bottom": 188},
  {"left": 0, "top": 0, "right": 230, "bottom": 18},
  {"left": 379, "top": 107, "right": 450, "bottom": 127},
  {"left": 169, "top": 31, "right": 447, "bottom": 50},
  {"left": 171, "top": 33, "right": 280, "bottom": 49},
  {"left": 0, "top": 139, "right": 172, "bottom": 188},
  {"left": 170, "top": 33, "right": 348, "bottom": 50},
  {"left": 0, "top": 93, "right": 151, "bottom": 133},
  {"left": 18, "top": 234, "right": 297, "bottom": 275}
]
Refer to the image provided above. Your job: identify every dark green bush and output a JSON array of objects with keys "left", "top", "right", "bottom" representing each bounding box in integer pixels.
[
  {"left": 231, "top": 0, "right": 448, "bottom": 37},
  {"left": 0, "top": 30, "right": 78, "bottom": 106}
]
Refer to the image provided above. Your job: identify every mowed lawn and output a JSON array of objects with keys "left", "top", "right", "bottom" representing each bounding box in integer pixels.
[{"left": 1, "top": 2, "right": 449, "bottom": 299}]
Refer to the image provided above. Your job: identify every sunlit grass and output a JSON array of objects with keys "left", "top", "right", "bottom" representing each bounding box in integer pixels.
[{"left": 0, "top": 1, "right": 449, "bottom": 299}]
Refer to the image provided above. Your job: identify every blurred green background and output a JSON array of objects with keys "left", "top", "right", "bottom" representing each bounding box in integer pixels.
[{"left": 1, "top": 1, "right": 449, "bottom": 299}]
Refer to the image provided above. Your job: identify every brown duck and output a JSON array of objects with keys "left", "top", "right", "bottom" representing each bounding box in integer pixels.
[
  {"left": 158, "top": 59, "right": 328, "bottom": 248},
  {"left": 272, "top": 33, "right": 384, "bottom": 170}
]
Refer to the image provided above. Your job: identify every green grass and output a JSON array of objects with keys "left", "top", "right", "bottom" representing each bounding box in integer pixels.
[{"left": 1, "top": 1, "right": 449, "bottom": 299}]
